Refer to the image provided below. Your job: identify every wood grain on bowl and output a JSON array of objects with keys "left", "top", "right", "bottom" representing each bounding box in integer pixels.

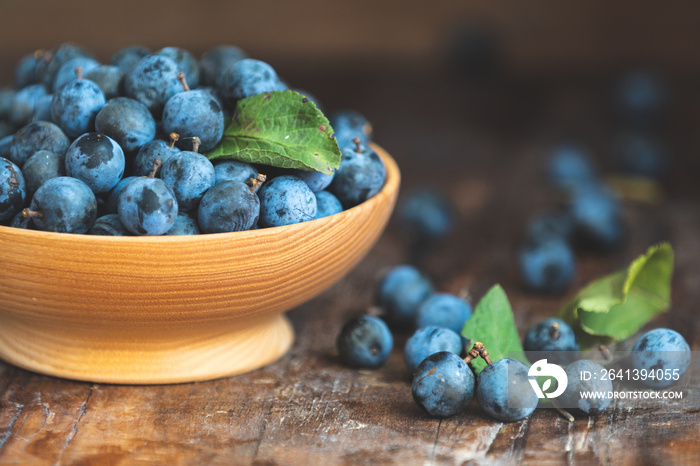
[{"left": 0, "top": 144, "right": 400, "bottom": 384}]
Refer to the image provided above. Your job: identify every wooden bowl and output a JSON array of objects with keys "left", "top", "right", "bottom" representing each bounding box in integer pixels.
[{"left": 0, "top": 144, "right": 400, "bottom": 384}]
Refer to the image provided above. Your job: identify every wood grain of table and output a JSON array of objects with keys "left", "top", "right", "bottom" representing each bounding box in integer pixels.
[{"left": 1, "top": 66, "right": 699, "bottom": 465}]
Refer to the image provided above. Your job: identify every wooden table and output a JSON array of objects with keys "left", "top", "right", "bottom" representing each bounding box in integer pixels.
[{"left": 1, "top": 66, "right": 699, "bottom": 465}]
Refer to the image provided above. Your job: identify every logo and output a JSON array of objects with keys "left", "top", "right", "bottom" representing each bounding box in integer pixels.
[{"left": 528, "top": 359, "right": 568, "bottom": 399}]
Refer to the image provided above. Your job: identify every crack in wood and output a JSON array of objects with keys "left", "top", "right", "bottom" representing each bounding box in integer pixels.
[
  {"left": 251, "top": 398, "right": 273, "bottom": 462},
  {"left": 0, "top": 392, "right": 23, "bottom": 454},
  {"left": 56, "top": 385, "right": 95, "bottom": 465},
  {"left": 430, "top": 419, "right": 442, "bottom": 461},
  {"left": 511, "top": 416, "right": 530, "bottom": 462},
  {"left": 565, "top": 418, "right": 574, "bottom": 465}
]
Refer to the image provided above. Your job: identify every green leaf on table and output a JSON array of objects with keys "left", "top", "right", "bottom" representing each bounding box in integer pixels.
[
  {"left": 557, "top": 243, "right": 674, "bottom": 346},
  {"left": 461, "top": 285, "right": 529, "bottom": 375},
  {"left": 205, "top": 90, "right": 341, "bottom": 175}
]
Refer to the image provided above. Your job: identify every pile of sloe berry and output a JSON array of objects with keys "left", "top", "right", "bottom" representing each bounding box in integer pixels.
[
  {"left": 337, "top": 264, "right": 691, "bottom": 422},
  {"left": 517, "top": 145, "right": 625, "bottom": 294},
  {"left": 519, "top": 71, "right": 670, "bottom": 295},
  {"left": 0, "top": 43, "right": 386, "bottom": 235}
]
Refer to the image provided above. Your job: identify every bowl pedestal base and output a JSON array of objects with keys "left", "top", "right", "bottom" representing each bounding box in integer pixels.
[{"left": 0, "top": 313, "right": 294, "bottom": 384}]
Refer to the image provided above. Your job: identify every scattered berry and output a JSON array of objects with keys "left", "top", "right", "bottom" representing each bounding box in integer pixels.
[{"left": 337, "top": 315, "right": 393, "bottom": 369}]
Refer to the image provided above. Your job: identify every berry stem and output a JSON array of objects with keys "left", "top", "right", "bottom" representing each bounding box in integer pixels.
[
  {"left": 177, "top": 72, "right": 190, "bottom": 92},
  {"left": 474, "top": 342, "right": 493, "bottom": 365},
  {"left": 148, "top": 159, "right": 162, "bottom": 179},
  {"left": 245, "top": 174, "right": 267, "bottom": 194},
  {"left": 75, "top": 66, "right": 83, "bottom": 80},
  {"left": 191, "top": 137, "right": 201, "bottom": 154},
  {"left": 463, "top": 342, "right": 482, "bottom": 364},
  {"left": 549, "top": 322, "right": 560, "bottom": 340},
  {"left": 353, "top": 137, "right": 362, "bottom": 153},
  {"left": 168, "top": 133, "right": 180, "bottom": 149},
  {"left": 553, "top": 404, "right": 575, "bottom": 422},
  {"left": 22, "top": 208, "right": 44, "bottom": 219}
]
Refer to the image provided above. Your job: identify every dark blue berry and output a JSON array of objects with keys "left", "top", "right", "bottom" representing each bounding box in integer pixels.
[
  {"left": 85, "top": 65, "right": 125, "bottom": 100},
  {"left": 125, "top": 55, "right": 183, "bottom": 118},
  {"left": 329, "top": 110, "right": 372, "bottom": 149},
  {"left": 291, "top": 168, "right": 335, "bottom": 193},
  {"left": 29, "top": 94, "right": 54, "bottom": 123},
  {"left": 258, "top": 175, "right": 317, "bottom": 227},
  {"left": 118, "top": 177, "right": 178, "bottom": 236},
  {"left": 314, "top": 190, "right": 343, "bottom": 219},
  {"left": 156, "top": 47, "right": 200, "bottom": 89},
  {"left": 476, "top": 358, "right": 538, "bottom": 422},
  {"left": 524, "top": 210, "right": 574, "bottom": 246},
  {"left": 399, "top": 189, "right": 455, "bottom": 243},
  {"left": 105, "top": 176, "right": 138, "bottom": 214},
  {"left": 0, "top": 88, "right": 16, "bottom": 120},
  {"left": 412, "top": 351, "right": 475, "bottom": 418},
  {"left": 160, "top": 151, "right": 216, "bottom": 213},
  {"left": 10, "top": 84, "right": 49, "bottom": 127},
  {"left": 24, "top": 177, "right": 97, "bottom": 233},
  {"left": 0, "top": 136, "right": 12, "bottom": 159},
  {"left": 404, "top": 326, "right": 464, "bottom": 373},
  {"left": 51, "top": 76, "right": 106, "bottom": 138},
  {"left": 376, "top": 265, "right": 434, "bottom": 327},
  {"left": 10, "top": 211, "right": 31, "bottom": 229},
  {"left": 9, "top": 121, "right": 70, "bottom": 167},
  {"left": 523, "top": 318, "right": 579, "bottom": 365},
  {"left": 336, "top": 315, "right": 393, "bottom": 369},
  {"left": 548, "top": 144, "right": 596, "bottom": 189},
  {"left": 632, "top": 328, "right": 691, "bottom": 388},
  {"left": 329, "top": 142, "right": 385, "bottom": 208},
  {"left": 162, "top": 73, "right": 224, "bottom": 152},
  {"left": 519, "top": 239, "right": 575, "bottom": 294},
  {"left": 133, "top": 136, "right": 180, "bottom": 177},
  {"left": 89, "top": 214, "right": 130, "bottom": 236},
  {"left": 214, "top": 160, "right": 257, "bottom": 185},
  {"left": 41, "top": 43, "right": 95, "bottom": 90},
  {"left": 15, "top": 52, "right": 45, "bottom": 88},
  {"left": 65, "top": 133, "right": 125, "bottom": 194},
  {"left": 218, "top": 59, "right": 286, "bottom": 106},
  {"left": 198, "top": 179, "right": 261, "bottom": 233},
  {"left": 53, "top": 57, "right": 99, "bottom": 90},
  {"left": 0, "top": 157, "right": 26, "bottom": 222},
  {"left": 21, "top": 150, "right": 65, "bottom": 197},
  {"left": 201, "top": 45, "right": 246, "bottom": 87},
  {"left": 616, "top": 70, "right": 667, "bottom": 122},
  {"left": 165, "top": 213, "right": 201, "bottom": 235},
  {"left": 110, "top": 46, "right": 150, "bottom": 74},
  {"left": 415, "top": 294, "right": 472, "bottom": 334},
  {"left": 558, "top": 360, "right": 613, "bottom": 415},
  {"left": 95, "top": 97, "right": 156, "bottom": 153},
  {"left": 569, "top": 183, "right": 624, "bottom": 250}
]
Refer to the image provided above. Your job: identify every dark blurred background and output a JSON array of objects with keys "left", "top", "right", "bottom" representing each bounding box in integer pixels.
[{"left": 1, "top": 0, "right": 699, "bottom": 75}]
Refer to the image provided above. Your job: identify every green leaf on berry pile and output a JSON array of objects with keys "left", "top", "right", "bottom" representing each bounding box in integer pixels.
[
  {"left": 558, "top": 243, "right": 674, "bottom": 346},
  {"left": 205, "top": 90, "right": 341, "bottom": 175},
  {"left": 461, "top": 285, "right": 529, "bottom": 375}
]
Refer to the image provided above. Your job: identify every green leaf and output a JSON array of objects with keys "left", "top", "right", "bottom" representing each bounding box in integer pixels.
[
  {"left": 461, "top": 285, "right": 529, "bottom": 375},
  {"left": 205, "top": 90, "right": 341, "bottom": 175},
  {"left": 558, "top": 243, "right": 674, "bottom": 345}
]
